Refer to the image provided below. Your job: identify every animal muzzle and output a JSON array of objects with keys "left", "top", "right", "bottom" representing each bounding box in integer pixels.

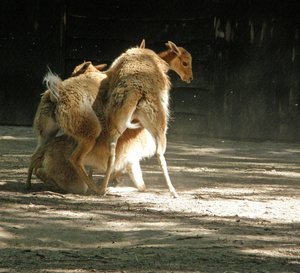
[{"left": 184, "top": 75, "right": 193, "bottom": 84}]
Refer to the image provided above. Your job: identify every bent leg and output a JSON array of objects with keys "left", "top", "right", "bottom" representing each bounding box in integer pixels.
[{"left": 69, "top": 139, "right": 101, "bottom": 194}]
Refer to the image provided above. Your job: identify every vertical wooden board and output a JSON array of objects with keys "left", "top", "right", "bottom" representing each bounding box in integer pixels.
[
  {"left": 170, "top": 88, "right": 212, "bottom": 116},
  {"left": 66, "top": 0, "right": 215, "bottom": 20},
  {"left": 170, "top": 62, "right": 212, "bottom": 90},
  {"left": 0, "top": 1, "right": 63, "bottom": 125},
  {"left": 66, "top": 15, "right": 213, "bottom": 42},
  {"left": 168, "top": 113, "right": 211, "bottom": 136},
  {"left": 65, "top": 38, "right": 137, "bottom": 63}
]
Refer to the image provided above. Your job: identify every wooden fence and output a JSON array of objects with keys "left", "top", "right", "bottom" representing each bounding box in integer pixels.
[{"left": 1, "top": 0, "right": 299, "bottom": 140}]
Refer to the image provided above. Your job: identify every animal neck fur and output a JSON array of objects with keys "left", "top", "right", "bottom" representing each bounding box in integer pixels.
[{"left": 158, "top": 49, "right": 177, "bottom": 65}]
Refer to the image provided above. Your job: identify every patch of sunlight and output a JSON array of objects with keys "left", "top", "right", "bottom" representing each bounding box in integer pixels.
[
  {"left": 14, "top": 168, "right": 29, "bottom": 173},
  {"left": 196, "top": 147, "right": 237, "bottom": 154},
  {"left": 36, "top": 235, "right": 140, "bottom": 249},
  {"left": 0, "top": 136, "right": 34, "bottom": 141},
  {"left": 268, "top": 150, "right": 300, "bottom": 156},
  {"left": 1, "top": 154, "right": 31, "bottom": 157},
  {"left": 107, "top": 186, "right": 138, "bottom": 193},
  {"left": 134, "top": 221, "right": 177, "bottom": 229},
  {"left": 84, "top": 218, "right": 178, "bottom": 233},
  {"left": 199, "top": 187, "right": 262, "bottom": 194},
  {"left": 95, "top": 222, "right": 170, "bottom": 233},
  {"left": 171, "top": 166, "right": 216, "bottom": 173},
  {"left": 39, "top": 209, "right": 97, "bottom": 220},
  {"left": 144, "top": 170, "right": 161, "bottom": 174},
  {"left": 239, "top": 246, "right": 300, "bottom": 258},
  {"left": 286, "top": 148, "right": 300, "bottom": 153},
  {"left": 264, "top": 170, "right": 300, "bottom": 178},
  {"left": 173, "top": 146, "right": 238, "bottom": 155},
  {"left": 0, "top": 226, "right": 15, "bottom": 239},
  {"left": 236, "top": 234, "right": 290, "bottom": 243},
  {"left": 203, "top": 199, "right": 300, "bottom": 222}
]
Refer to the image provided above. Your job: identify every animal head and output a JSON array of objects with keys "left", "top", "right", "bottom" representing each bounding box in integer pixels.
[
  {"left": 71, "top": 61, "right": 107, "bottom": 77},
  {"left": 165, "top": 41, "right": 193, "bottom": 83}
]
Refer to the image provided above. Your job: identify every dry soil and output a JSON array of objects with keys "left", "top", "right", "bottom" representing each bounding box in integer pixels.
[{"left": 0, "top": 126, "right": 300, "bottom": 272}]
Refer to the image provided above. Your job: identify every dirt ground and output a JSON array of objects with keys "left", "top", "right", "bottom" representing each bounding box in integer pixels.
[{"left": 0, "top": 125, "right": 300, "bottom": 273}]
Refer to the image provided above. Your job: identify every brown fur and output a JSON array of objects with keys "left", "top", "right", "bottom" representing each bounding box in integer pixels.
[
  {"left": 30, "top": 62, "right": 108, "bottom": 194},
  {"left": 28, "top": 41, "right": 193, "bottom": 196},
  {"left": 34, "top": 62, "right": 107, "bottom": 149},
  {"left": 39, "top": 71, "right": 109, "bottom": 194},
  {"left": 27, "top": 127, "right": 156, "bottom": 194},
  {"left": 101, "top": 46, "right": 178, "bottom": 196},
  {"left": 33, "top": 90, "right": 60, "bottom": 148},
  {"left": 158, "top": 41, "right": 193, "bottom": 83},
  {"left": 33, "top": 42, "right": 192, "bottom": 149}
]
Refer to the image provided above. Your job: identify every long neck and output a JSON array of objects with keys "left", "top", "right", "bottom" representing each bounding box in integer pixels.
[{"left": 158, "top": 49, "right": 177, "bottom": 66}]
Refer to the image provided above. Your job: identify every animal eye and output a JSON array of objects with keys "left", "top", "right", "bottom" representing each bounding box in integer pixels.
[{"left": 182, "top": 62, "right": 188, "bottom": 67}]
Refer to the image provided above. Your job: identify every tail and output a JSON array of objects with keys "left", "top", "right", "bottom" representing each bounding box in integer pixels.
[
  {"left": 126, "top": 116, "right": 141, "bottom": 129},
  {"left": 126, "top": 121, "right": 141, "bottom": 129},
  {"left": 126, "top": 108, "right": 141, "bottom": 129},
  {"left": 43, "top": 68, "right": 63, "bottom": 102}
]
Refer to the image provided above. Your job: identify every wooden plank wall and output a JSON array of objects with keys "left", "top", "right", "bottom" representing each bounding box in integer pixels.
[
  {"left": 211, "top": 1, "right": 300, "bottom": 140},
  {"left": 0, "top": 1, "right": 63, "bottom": 126},
  {"left": 63, "top": 0, "right": 300, "bottom": 140},
  {"left": 1, "top": 0, "right": 299, "bottom": 140}
]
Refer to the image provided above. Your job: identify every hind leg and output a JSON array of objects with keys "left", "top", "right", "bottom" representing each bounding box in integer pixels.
[
  {"left": 99, "top": 121, "right": 139, "bottom": 195},
  {"left": 155, "top": 133, "right": 178, "bottom": 198},
  {"left": 59, "top": 104, "right": 102, "bottom": 194},
  {"left": 100, "top": 133, "right": 120, "bottom": 195},
  {"left": 101, "top": 91, "right": 143, "bottom": 195},
  {"left": 127, "top": 161, "right": 146, "bottom": 192},
  {"left": 69, "top": 139, "right": 101, "bottom": 194},
  {"left": 137, "top": 108, "right": 178, "bottom": 198}
]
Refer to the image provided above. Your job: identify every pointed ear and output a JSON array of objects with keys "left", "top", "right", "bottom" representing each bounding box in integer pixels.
[
  {"left": 80, "top": 61, "right": 92, "bottom": 72},
  {"left": 166, "top": 41, "right": 181, "bottom": 56},
  {"left": 71, "top": 61, "right": 91, "bottom": 76},
  {"left": 140, "top": 39, "right": 145, "bottom": 49},
  {"left": 94, "top": 64, "right": 107, "bottom": 71}
]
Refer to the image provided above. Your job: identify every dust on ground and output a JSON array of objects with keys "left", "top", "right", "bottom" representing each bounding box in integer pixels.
[{"left": 0, "top": 125, "right": 299, "bottom": 272}]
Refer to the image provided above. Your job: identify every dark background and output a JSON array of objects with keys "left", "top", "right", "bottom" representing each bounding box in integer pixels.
[{"left": 1, "top": 0, "right": 299, "bottom": 140}]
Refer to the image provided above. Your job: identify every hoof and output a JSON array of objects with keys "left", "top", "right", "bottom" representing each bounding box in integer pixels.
[
  {"left": 137, "top": 184, "right": 146, "bottom": 192},
  {"left": 98, "top": 187, "right": 107, "bottom": 196},
  {"left": 91, "top": 187, "right": 102, "bottom": 195},
  {"left": 171, "top": 190, "right": 179, "bottom": 198}
]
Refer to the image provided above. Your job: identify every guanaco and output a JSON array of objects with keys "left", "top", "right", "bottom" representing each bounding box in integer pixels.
[{"left": 28, "top": 41, "right": 193, "bottom": 196}]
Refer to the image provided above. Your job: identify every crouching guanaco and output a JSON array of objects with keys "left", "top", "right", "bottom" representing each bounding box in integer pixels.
[{"left": 26, "top": 127, "right": 156, "bottom": 194}]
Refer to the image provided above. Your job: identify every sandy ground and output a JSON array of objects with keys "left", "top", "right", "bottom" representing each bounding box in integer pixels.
[{"left": 0, "top": 125, "right": 300, "bottom": 272}]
